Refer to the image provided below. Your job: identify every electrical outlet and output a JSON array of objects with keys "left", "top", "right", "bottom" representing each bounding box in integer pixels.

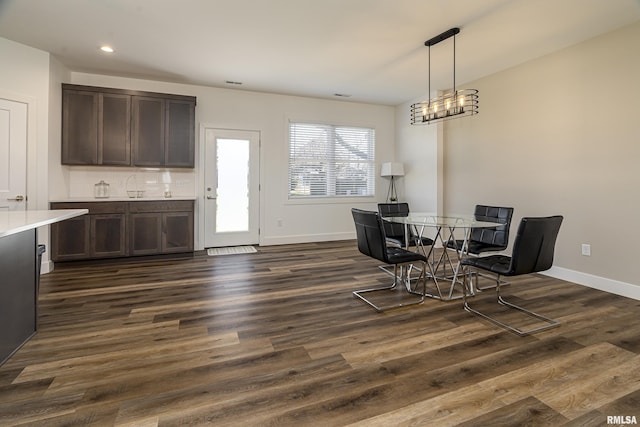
[{"left": 581, "top": 244, "right": 591, "bottom": 256}]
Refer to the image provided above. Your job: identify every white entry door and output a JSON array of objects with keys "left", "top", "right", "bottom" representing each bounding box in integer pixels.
[
  {"left": 0, "top": 98, "right": 27, "bottom": 211},
  {"left": 204, "top": 128, "right": 260, "bottom": 247}
]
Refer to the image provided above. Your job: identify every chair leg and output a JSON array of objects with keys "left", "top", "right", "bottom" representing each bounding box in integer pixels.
[
  {"left": 462, "top": 267, "right": 560, "bottom": 336},
  {"left": 378, "top": 264, "right": 396, "bottom": 277},
  {"left": 353, "top": 263, "right": 426, "bottom": 312},
  {"left": 474, "top": 271, "right": 510, "bottom": 291}
]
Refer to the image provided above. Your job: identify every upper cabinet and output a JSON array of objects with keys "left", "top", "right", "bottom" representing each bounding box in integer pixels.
[
  {"left": 132, "top": 97, "right": 195, "bottom": 167},
  {"left": 62, "top": 84, "right": 195, "bottom": 168},
  {"left": 62, "top": 88, "right": 99, "bottom": 164},
  {"left": 101, "top": 93, "right": 132, "bottom": 165}
]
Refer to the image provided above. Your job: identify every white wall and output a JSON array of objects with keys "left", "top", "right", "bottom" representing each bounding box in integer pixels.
[
  {"left": 400, "top": 22, "right": 640, "bottom": 298},
  {"left": 56, "top": 73, "right": 396, "bottom": 248},
  {"left": 0, "top": 38, "right": 49, "bottom": 209},
  {"left": 0, "top": 37, "right": 54, "bottom": 270},
  {"left": 47, "top": 56, "right": 70, "bottom": 201},
  {"left": 395, "top": 98, "right": 441, "bottom": 214}
]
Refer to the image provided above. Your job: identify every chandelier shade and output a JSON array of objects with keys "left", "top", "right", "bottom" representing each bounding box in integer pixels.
[
  {"left": 410, "top": 89, "right": 478, "bottom": 124},
  {"left": 410, "top": 27, "right": 478, "bottom": 125}
]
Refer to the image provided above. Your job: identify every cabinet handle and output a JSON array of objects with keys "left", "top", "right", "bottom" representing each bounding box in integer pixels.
[{"left": 6, "top": 195, "right": 25, "bottom": 202}]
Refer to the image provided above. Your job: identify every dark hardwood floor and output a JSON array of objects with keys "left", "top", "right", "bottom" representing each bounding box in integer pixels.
[{"left": 1, "top": 240, "right": 640, "bottom": 426}]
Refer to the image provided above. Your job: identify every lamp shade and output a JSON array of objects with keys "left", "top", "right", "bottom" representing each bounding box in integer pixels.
[{"left": 380, "top": 162, "right": 404, "bottom": 177}]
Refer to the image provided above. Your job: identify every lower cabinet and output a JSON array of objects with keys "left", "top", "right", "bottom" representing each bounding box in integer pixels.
[
  {"left": 50, "top": 214, "right": 91, "bottom": 260},
  {"left": 130, "top": 213, "right": 162, "bottom": 256},
  {"left": 129, "top": 201, "right": 194, "bottom": 256},
  {"left": 91, "top": 214, "right": 127, "bottom": 258},
  {"left": 51, "top": 202, "right": 127, "bottom": 261},
  {"left": 50, "top": 200, "right": 194, "bottom": 261}
]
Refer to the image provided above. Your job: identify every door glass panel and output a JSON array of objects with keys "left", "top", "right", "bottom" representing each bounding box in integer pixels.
[{"left": 216, "top": 138, "right": 249, "bottom": 232}]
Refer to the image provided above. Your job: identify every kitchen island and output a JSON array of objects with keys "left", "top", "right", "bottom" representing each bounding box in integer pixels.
[{"left": 0, "top": 209, "right": 87, "bottom": 365}]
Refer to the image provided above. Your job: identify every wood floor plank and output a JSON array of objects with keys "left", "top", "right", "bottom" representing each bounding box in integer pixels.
[
  {"left": 343, "top": 383, "right": 510, "bottom": 426},
  {"left": 1, "top": 241, "right": 640, "bottom": 426},
  {"left": 536, "top": 354, "right": 640, "bottom": 419},
  {"left": 475, "top": 342, "right": 637, "bottom": 409},
  {"left": 455, "top": 396, "right": 570, "bottom": 427}
]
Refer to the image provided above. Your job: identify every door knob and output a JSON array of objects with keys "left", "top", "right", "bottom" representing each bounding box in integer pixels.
[
  {"left": 206, "top": 195, "right": 217, "bottom": 200},
  {"left": 6, "top": 195, "right": 25, "bottom": 201}
]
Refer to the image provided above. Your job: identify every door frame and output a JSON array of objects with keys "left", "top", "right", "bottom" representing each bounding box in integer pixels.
[
  {"left": 198, "top": 124, "right": 262, "bottom": 249},
  {"left": 0, "top": 90, "right": 36, "bottom": 211}
]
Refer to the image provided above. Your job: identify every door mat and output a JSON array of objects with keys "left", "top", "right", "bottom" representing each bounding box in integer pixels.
[{"left": 207, "top": 246, "right": 258, "bottom": 256}]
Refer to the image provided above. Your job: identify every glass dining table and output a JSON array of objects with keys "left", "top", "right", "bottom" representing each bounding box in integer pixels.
[{"left": 382, "top": 212, "right": 505, "bottom": 301}]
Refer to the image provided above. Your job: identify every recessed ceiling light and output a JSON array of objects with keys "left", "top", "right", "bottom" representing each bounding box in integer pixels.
[{"left": 100, "top": 46, "right": 114, "bottom": 53}]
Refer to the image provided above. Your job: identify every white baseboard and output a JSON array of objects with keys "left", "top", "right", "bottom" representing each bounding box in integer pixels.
[
  {"left": 543, "top": 266, "right": 640, "bottom": 301},
  {"left": 41, "top": 260, "right": 54, "bottom": 274},
  {"left": 261, "top": 232, "right": 356, "bottom": 246}
]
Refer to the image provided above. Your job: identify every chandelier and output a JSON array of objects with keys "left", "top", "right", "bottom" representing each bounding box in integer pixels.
[{"left": 410, "top": 28, "right": 478, "bottom": 125}]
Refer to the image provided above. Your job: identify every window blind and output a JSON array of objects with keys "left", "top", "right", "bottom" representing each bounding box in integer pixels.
[{"left": 288, "top": 122, "right": 375, "bottom": 198}]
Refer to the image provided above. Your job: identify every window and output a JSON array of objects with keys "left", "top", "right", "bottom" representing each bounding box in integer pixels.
[{"left": 288, "top": 122, "right": 375, "bottom": 199}]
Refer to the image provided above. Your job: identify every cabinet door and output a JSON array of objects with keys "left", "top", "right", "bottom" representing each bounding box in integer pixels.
[
  {"left": 51, "top": 215, "right": 91, "bottom": 261},
  {"left": 162, "top": 211, "right": 194, "bottom": 253},
  {"left": 132, "top": 96, "right": 165, "bottom": 167},
  {"left": 100, "top": 93, "right": 131, "bottom": 165},
  {"left": 129, "top": 213, "right": 163, "bottom": 255},
  {"left": 165, "top": 99, "right": 195, "bottom": 167},
  {"left": 62, "top": 90, "right": 98, "bottom": 165},
  {"left": 91, "top": 214, "right": 127, "bottom": 258}
]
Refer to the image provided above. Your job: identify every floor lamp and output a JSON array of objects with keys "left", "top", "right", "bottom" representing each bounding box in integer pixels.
[{"left": 381, "top": 162, "right": 404, "bottom": 203}]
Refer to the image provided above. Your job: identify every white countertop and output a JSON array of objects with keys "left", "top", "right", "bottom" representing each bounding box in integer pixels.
[
  {"left": 49, "top": 196, "right": 197, "bottom": 203},
  {"left": 0, "top": 209, "right": 88, "bottom": 238}
]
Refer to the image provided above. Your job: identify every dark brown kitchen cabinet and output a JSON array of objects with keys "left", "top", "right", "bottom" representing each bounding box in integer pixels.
[
  {"left": 62, "top": 84, "right": 195, "bottom": 168},
  {"left": 50, "top": 214, "right": 91, "bottom": 261},
  {"left": 91, "top": 214, "right": 127, "bottom": 258},
  {"left": 50, "top": 202, "right": 127, "bottom": 261},
  {"left": 132, "top": 96, "right": 195, "bottom": 167},
  {"left": 50, "top": 200, "right": 193, "bottom": 261},
  {"left": 129, "top": 201, "right": 194, "bottom": 255},
  {"left": 62, "top": 89, "right": 98, "bottom": 165},
  {"left": 62, "top": 85, "right": 131, "bottom": 165},
  {"left": 163, "top": 211, "right": 194, "bottom": 253},
  {"left": 132, "top": 96, "right": 164, "bottom": 167},
  {"left": 165, "top": 99, "right": 195, "bottom": 167},
  {"left": 100, "top": 93, "right": 131, "bottom": 165},
  {"left": 129, "top": 213, "right": 162, "bottom": 256}
]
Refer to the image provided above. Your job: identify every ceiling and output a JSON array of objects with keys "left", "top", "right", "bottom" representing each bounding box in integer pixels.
[{"left": 1, "top": 0, "right": 639, "bottom": 105}]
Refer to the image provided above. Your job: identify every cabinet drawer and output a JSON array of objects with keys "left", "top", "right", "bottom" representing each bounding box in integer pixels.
[
  {"left": 128, "top": 200, "right": 194, "bottom": 213},
  {"left": 51, "top": 202, "right": 127, "bottom": 214}
]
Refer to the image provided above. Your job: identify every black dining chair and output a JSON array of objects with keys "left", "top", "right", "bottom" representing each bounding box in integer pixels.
[
  {"left": 446, "top": 205, "right": 514, "bottom": 290},
  {"left": 351, "top": 208, "right": 433, "bottom": 311},
  {"left": 461, "top": 215, "right": 563, "bottom": 335},
  {"left": 446, "top": 205, "right": 514, "bottom": 255},
  {"left": 377, "top": 203, "right": 434, "bottom": 249},
  {"left": 377, "top": 203, "right": 435, "bottom": 279}
]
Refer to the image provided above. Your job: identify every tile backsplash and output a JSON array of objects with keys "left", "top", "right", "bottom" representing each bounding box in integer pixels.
[{"left": 66, "top": 167, "right": 196, "bottom": 199}]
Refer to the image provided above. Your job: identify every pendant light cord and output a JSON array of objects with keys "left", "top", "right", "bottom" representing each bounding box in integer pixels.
[{"left": 428, "top": 45, "right": 431, "bottom": 113}]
